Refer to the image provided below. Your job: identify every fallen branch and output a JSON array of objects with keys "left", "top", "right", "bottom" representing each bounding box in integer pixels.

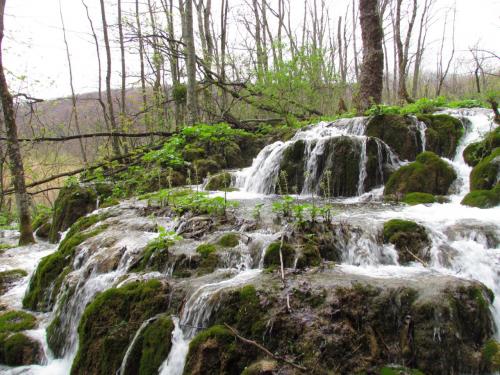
[
  {"left": 224, "top": 324, "right": 308, "bottom": 372},
  {"left": 0, "top": 131, "right": 174, "bottom": 143}
]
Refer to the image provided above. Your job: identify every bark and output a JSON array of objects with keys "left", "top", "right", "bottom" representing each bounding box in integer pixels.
[
  {"left": 99, "top": 0, "right": 121, "bottom": 156},
  {"left": 358, "top": 0, "right": 384, "bottom": 112},
  {"left": 59, "top": 1, "right": 87, "bottom": 165},
  {"left": 135, "top": 0, "right": 151, "bottom": 131},
  {"left": 219, "top": 0, "right": 229, "bottom": 110},
  {"left": 252, "top": 0, "right": 265, "bottom": 79},
  {"left": 352, "top": 0, "right": 359, "bottom": 82},
  {"left": 395, "top": 0, "right": 417, "bottom": 103},
  {"left": 181, "top": 0, "right": 198, "bottom": 124},
  {"left": 118, "top": 0, "right": 128, "bottom": 138},
  {"left": 412, "top": 0, "right": 432, "bottom": 98},
  {"left": 0, "top": 0, "right": 34, "bottom": 245},
  {"left": 147, "top": 0, "right": 164, "bottom": 129}
]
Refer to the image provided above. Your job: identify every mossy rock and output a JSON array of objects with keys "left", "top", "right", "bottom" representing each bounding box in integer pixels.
[
  {"left": 122, "top": 315, "right": 174, "bottom": 375},
  {"left": 218, "top": 233, "right": 240, "bottom": 248},
  {"left": 70, "top": 280, "right": 171, "bottom": 375},
  {"left": 197, "top": 252, "right": 219, "bottom": 276},
  {"left": 380, "top": 366, "right": 425, "bottom": 375},
  {"left": 366, "top": 114, "right": 423, "bottom": 160},
  {"left": 205, "top": 172, "right": 232, "bottom": 191},
  {"left": 241, "top": 359, "right": 278, "bottom": 375},
  {"left": 192, "top": 159, "right": 220, "bottom": 181},
  {"left": 383, "top": 219, "right": 430, "bottom": 265},
  {"left": 384, "top": 151, "right": 456, "bottom": 196},
  {"left": 48, "top": 184, "right": 98, "bottom": 243},
  {"left": 461, "top": 184, "right": 500, "bottom": 208},
  {"left": 0, "top": 270, "right": 27, "bottom": 295},
  {"left": 263, "top": 242, "right": 295, "bottom": 268},
  {"left": 278, "top": 140, "right": 306, "bottom": 193},
  {"left": 0, "top": 311, "right": 36, "bottom": 333},
  {"left": 183, "top": 325, "right": 258, "bottom": 375},
  {"left": 23, "top": 214, "right": 109, "bottom": 312},
  {"left": 418, "top": 114, "right": 464, "bottom": 159},
  {"left": 0, "top": 332, "right": 43, "bottom": 366},
  {"left": 482, "top": 339, "right": 500, "bottom": 371},
  {"left": 463, "top": 126, "right": 500, "bottom": 166},
  {"left": 35, "top": 221, "right": 51, "bottom": 239},
  {"left": 469, "top": 147, "right": 500, "bottom": 191},
  {"left": 402, "top": 192, "right": 436, "bottom": 205},
  {"left": 196, "top": 243, "right": 217, "bottom": 257},
  {"left": 131, "top": 239, "right": 170, "bottom": 273},
  {"left": 296, "top": 243, "right": 321, "bottom": 269}
]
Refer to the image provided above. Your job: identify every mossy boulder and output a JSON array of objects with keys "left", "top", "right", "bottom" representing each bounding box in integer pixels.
[
  {"left": 205, "top": 172, "right": 232, "bottom": 191},
  {"left": 183, "top": 325, "right": 258, "bottom": 375},
  {"left": 49, "top": 184, "right": 98, "bottom": 243},
  {"left": 384, "top": 152, "right": 457, "bottom": 196},
  {"left": 402, "top": 192, "right": 436, "bottom": 205},
  {"left": 461, "top": 184, "right": 500, "bottom": 208},
  {"left": 218, "top": 233, "right": 240, "bottom": 248},
  {"left": 263, "top": 242, "right": 295, "bottom": 268},
  {"left": 192, "top": 159, "right": 220, "bottom": 181},
  {"left": 418, "top": 114, "right": 464, "bottom": 159},
  {"left": 196, "top": 243, "right": 217, "bottom": 257},
  {"left": 469, "top": 147, "right": 500, "bottom": 191},
  {"left": 0, "top": 332, "right": 43, "bottom": 366},
  {"left": 366, "top": 114, "right": 423, "bottom": 160},
  {"left": 383, "top": 219, "right": 430, "bottom": 264},
  {"left": 241, "top": 360, "right": 278, "bottom": 375},
  {"left": 296, "top": 243, "right": 321, "bottom": 269},
  {"left": 23, "top": 214, "right": 109, "bottom": 312},
  {"left": 0, "top": 311, "right": 36, "bottom": 333},
  {"left": 277, "top": 140, "right": 306, "bottom": 193},
  {"left": 482, "top": 339, "right": 500, "bottom": 371},
  {"left": 463, "top": 126, "right": 500, "bottom": 166},
  {"left": 0, "top": 270, "right": 27, "bottom": 295},
  {"left": 122, "top": 314, "right": 174, "bottom": 375},
  {"left": 70, "top": 280, "right": 171, "bottom": 375}
]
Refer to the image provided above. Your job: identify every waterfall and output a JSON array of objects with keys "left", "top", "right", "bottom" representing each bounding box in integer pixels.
[
  {"left": 416, "top": 120, "right": 427, "bottom": 152},
  {"left": 357, "top": 138, "right": 368, "bottom": 196}
]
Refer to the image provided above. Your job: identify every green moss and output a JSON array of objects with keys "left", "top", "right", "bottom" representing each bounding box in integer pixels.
[
  {"left": 263, "top": 242, "right": 295, "bottom": 268},
  {"left": 463, "top": 127, "right": 500, "bottom": 166},
  {"left": 197, "top": 252, "right": 219, "bottom": 276},
  {"left": 23, "top": 215, "right": 109, "bottom": 312},
  {"left": 218, "top": 233, "right": 239, "bottom": 248},
  {"left": 461, "top": 185, "right": 500, "bottom": 208},
  {"left": 418, "top": 114, "right": 464, "bottom": 158},
  {"left": 380, "top": 366, "right": 425, "bottom": 375},
  {"left": 196, "top": 243, "right": 217, "bottom": 257},
  {"left": 483, "top": 339, "right": 500, "bottom": 370},
  {"left": 0, "top": 269, "right": 27, "bottom": 294},
  {"left": 192, "top": 159, "right": 220, "bottom": 180},
  {"left": 383, "top": 219, "right": 430, "bottom": 264},
  {"left": 384, "top": 151, "right": 456, "bottom": 196},
  {"left": 204, "top": 172, "right": 232, "bottom": 191},
  {"left": 241, "top": 360, "right": 277, "bottom": 375},
  {"left": 137, "top": 316, "right": 174, "bottom": 375},
  {"left": 470, "top": 148, "right": 500, "bottom": 191},
  {"left": 0, "top": 311, "right": 36, "bottom": 333},
  {"left": 31, "top": 206, "right": 52, "bottom": 231},
  {"left": 296, "top": 243, "right": 321, "bottom": 269},
  {"left": 71, "top": 280, "right": 170, "bottom": 375},
  {"left": 402, "top": 192, "right": 436, "bottom": 205},
  {"left": 383, "top": 219, "right": 422, "bottom": 242},
  {"left": 188, "top": 325, "right": 234, "bottom": 352},
  {"left": 278, "top": 140, "right": 306, "bottom": 193},
  {"left": 132, "top": 238, "right": 169, "bottom": 272},
  {"left": 0, "top": 332, "right": 42, "bottom": 366}
]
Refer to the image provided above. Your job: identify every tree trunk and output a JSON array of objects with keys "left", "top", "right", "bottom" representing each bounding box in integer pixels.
[
  {"left": 135, "top": 0, "right": 151, "bottom": 132},
  {"left": 357, "top": 0, "right": 384, "bottom": 112},
  {"left": 0, "top": 0, "right": 34, "bottom": 245},
  {"left": 395, "top": 0, "right": 417, "bottom": 103},
  {"left": 118, "top": 0, "right": 128, "bottom": 146},
  {"left": 182, "top": 0, "right": 198, "bottom": 124},
  {"left": 99, "top": 0, "right": 121, "bottom": 156}
]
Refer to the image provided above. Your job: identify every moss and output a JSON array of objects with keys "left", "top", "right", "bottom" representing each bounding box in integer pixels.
[
  {"left": 100, "top": 197, "right": 120, "bottom": 208},
  {"left": 463, "top": 127, "right": 500, "bottom": 166},
  {"left": 241, "top": 360, "right": 277, "bottom": 375},
  {"left": 0, "top": 269, "right": 27, "bottom": 295},
  {"left": 188, "top": 325, "right": 234, "bottom": 353},
  {"left": 384, "top": 151, "right": 456, "bottom": 196},
  {"left": 383, "top": 219, "right": 430, "bottom": 264},
  {"left": 469, "top": 148, "right": 500, "bottom": 191},
  {"left": 218, "top": 233, "right": 239, "bottom": 248},
  {"left": 0, "top": 311, "right": 36, "bottom": 333},
  {"left": 196, "top": 243, "right": 217, "bottom": 257},
  {"left": 403, "top": 192, "right": 436, "bottom": 205},
  {"left": 192, "top": 159, "right": 220, "bottom": 180},
  {"left": 418, "top": 114, "right": 464, "bottom": 158},
  {"left": 380, "top": 366, "right": 425, "bottom": 375},
  {"left": 23, "top": 215, "right": 109, "bottom": 312},
  {"left": 132, "top": 239, "right": 169, "bottom": 272},
  {"left": 263, "top": 242, "right": 295, "bottom": 268},
  {"left": 461, "top": 184, "right": 500, "bottom": 208},
  {"left": 71, "top": 280, "right": 170, "bottom": 375},
  {"left": 48, "top": 184, "right": 98, "bottom": 243},
  {"left": 296, "top": 243, "right": 321, "bottom": 269},
  {"left": 0, "top": 332, "right": 42, "bottom": 366},
  {"left": 197, "top": 252, "right": 219, "bottom": 276},
  {"left": 205, "top": 172, "right": 232, "bottom": 191},
  {"left": 31, "top": 207, "right": 52, "bottom": 231},
  {"left": 482, "top": 339, "right": 500, "bottom": 371},
  {"left": 278, "top": 140, "right": 306, "bottom": 193}
]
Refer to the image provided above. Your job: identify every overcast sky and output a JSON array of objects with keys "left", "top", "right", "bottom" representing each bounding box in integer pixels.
[{"left": 3, "top": 0, "right": 500, "bottom": 99}]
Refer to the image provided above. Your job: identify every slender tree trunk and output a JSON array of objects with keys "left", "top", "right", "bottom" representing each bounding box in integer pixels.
[
  {"left": 357, "top": 0, "right": 384, "bottom": 112},
  {"left": 99, "top": 0, "right": 121, "bottom": 156},
  {"left": 59, "top": 1, "right": 87, "bottom": 166},
  {"left": 148, "top": 0, "right": 164, "bottom": 129},
  {"left": 182, "top": 0, "right": 198, "bottom": 125},
  {"left": 135, "top": 0, "right": 151, "bottom": 132},
  {"left": 118, "top": 0, "right": 128, "bottom": 140},
  {"left": 220, "top": 0, "right": 229, "bottom": 111},
  {"left": 352, "top": 0, "right": 359, "bottom": 82},
  {"left": 395, "top": 0, "right": 417, "bottom": 103},
  {"left": 0, "top": 0, "right": 34, "bottom": 245}
]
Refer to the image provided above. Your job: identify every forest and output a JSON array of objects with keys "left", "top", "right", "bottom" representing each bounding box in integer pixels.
[{"left": 0, "top": 0, "right": 499, "bottom": 374}]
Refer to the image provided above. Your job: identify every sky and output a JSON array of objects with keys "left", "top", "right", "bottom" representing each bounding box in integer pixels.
[{"left": 3, "top": 0, "right": 500, "bottom": 99}]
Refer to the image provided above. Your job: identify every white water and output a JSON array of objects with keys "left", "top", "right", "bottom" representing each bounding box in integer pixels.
[{"left": 1, "top": 108, "right": 499, "bottom": 374}]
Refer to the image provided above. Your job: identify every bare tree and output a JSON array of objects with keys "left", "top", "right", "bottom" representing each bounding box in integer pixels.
[
  {"left": 135, "top": 0, "right": 150, "bottom": 131},
  {"left": 0, "top": 0, "right": 34, "bottom": 245},
  {"left": 436, "top": 3, "right": 456, "bottom": 96},
  {"left": 412, "top": 0, "right": 433, "bottom": 98},
  {"left": 118, "top": 0, "right": 128, "bottom": 139},
  {"left": 180, "top": 0, "right": 198, "bottom": 124},
  {"left": 395, "top": 0, "right": 417, "bottom": 103},
  {"left": 358, "top": 0, "right": 384, "bottom": 111}
]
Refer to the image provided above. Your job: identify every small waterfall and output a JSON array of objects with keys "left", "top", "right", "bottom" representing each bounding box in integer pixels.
[
  {"left": 357, "top": 138, "right": 368, "bottom": 196},
  {"left": 416, "top": 119, "right": 427, "bottom": 152}
]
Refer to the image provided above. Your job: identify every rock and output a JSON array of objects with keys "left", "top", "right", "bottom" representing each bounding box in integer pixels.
[
  {"left": 35, "top": 222, "right": 51, "bottom": 239},
  {"left": 366, "top": 114, "right": 423, "bottom": 160},
  {"left": 241, "top": 359, "right": 278, "bottom": 375},
  {"left": 402, "top": 192, "right": 436, "bottom": 205},
  {"left": 263, "top": 242, "right": 295, "bottom": 268},
  {"left": 278, "top": 140, "right": 307, "bottom": 193},
  {"left": 192, "top": 159, "right": 220, "bottom": 181},
  {"left": 0, "top": 310, "right": 36, "bottom": 333},
  {"left": 217, "top": 233, "right": 240, "bottom": 248},
  {"left": 296, "top": 243, "right": 322, "bottom": 269},
  {"left": 70, "top": 280, "right": 172, "bottom": 375},
  {"left": 0, "top": 270, "right": 27, "bottom": 295},
  {"left": 461, "top": 184, "right": 500, "bottom": 209},
  {"left": 384, "top": 152, "right": 457, "bottom": 196},
  {"left": 204, "top": 172, "right": 232, "bottom": 191},
  {"left": 469, "top": 148, "right": 500, "bottom": 191},
  {"left": 48, "top": 184, "right": 98, "bottom": 243},
  {"left": 0, "top": 333, "right": 44, "bottom": 366},
  {"left": 482, "top": 339, "right": 500, "bottom": 372},
  {"left": 418, "top": 114, "right": 464, "bottom": 159},
  {"left": 463, "top": 126, "right": 500, "bottom": 167},
  {"left": 382, "top": 219, "right": 430, "bottom": 264}
]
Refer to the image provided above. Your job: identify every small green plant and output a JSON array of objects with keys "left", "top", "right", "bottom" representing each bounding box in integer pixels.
[
  {"left": 272, "top": 195, "right": 295, "bottom": 218},
  {"left": 252, "top": 203, "right": 264, "bottom": 221}
]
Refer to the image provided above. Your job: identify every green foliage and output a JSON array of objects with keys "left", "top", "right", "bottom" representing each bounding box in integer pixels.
[
  {"left": 218, "top": 233, "right": 239, "bottom": 248},
  {"left": 272, "top": 195, "right": 335, "bottom": 226},
  {"left": 31, "top": 204, "right": 52, "bottom": 231},
  {"left": 133, "top": 227, "right": 181, "bottom": 272},
  {"left": 383, "top": 219, "right": 422, "bottom": 243},
  {"left": 461, "top": 185, "right": 500, "bottom": 209},
  {"left": 402, "top": 192, "right": 436, "bottom": 205},
  {"left": 0, "top": 311, "right": 36, "bottom": 333},
  {"left": 0, "top": 211, "right": 18, "bottom": 230},
  {"left": 172, "top": 83, "right": 187, "bottom": 104},
  {"left": 196, "top": 243, "right": 217, "bottom": 258},
  {"left": 263, "top": 242, "right": 295, "bottom": 268},
  {"left": 469, "top": 148, "right": 500, "bottom": 191},
  {"left": 188, "top": 325, "right": 234, "bottom": 352}
]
